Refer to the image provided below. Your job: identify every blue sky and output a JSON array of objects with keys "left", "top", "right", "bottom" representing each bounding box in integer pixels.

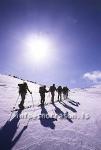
[{"left": 0, "top": 0, "right": 101, "bottom": 88}]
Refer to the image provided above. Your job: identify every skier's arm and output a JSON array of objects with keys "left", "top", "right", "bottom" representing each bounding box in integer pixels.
[
  {"left": 56, "top": 88, "right": 58, "bottom": 92},
  {"left": 49, "top": 87, "right": 51, "bottom": 92},
  {"left": 45, "top": 89, "right": 49, "bottom": 93},
  {"left": 27, "top": 86, "right": 32, "bottom": 94}
]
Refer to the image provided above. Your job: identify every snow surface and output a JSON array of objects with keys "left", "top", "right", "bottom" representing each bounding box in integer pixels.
[{"left": 0, "top": 74, "right": 101, "bottom": 150}]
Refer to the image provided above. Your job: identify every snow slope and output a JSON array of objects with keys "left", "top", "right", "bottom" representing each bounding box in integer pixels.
[{"left": 0, "top": 74, "right": 101, "bottom": 150}]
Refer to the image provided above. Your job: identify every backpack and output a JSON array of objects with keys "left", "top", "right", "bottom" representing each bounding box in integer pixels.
[
  {"left": 57, "top": 86, "right": 62, "bottom": 92},
  {"left": 39, "top": 86, "right": 45, "bottom": 94},
  {"left": 49, "top": 86, "right": 56, "bottom": 92},
  {"left": 18, "top": 84, "right": 27, "bottom": 94}
]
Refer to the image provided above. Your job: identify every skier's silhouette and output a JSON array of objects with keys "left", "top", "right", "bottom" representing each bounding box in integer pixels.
[
  {"left": 49, "top": 84, "right": 57, "bottom": 104},
  {"left": 18, "top": 82, "right": 32, "bottom": 109},
  {"left": 57, "top": 86, "right": 63, "bottom": 101},
  {"left": 62, "top": 86, "right": 70, "bottom": 100},
  {"left": 39, "top": 85, "right": 48, "bottom": 106}
]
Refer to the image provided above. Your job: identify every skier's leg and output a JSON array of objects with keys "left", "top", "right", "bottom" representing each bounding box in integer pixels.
[
  {"left": 64, "top": 93, "right": 66, "bottom": 100},
  {"left": 58, "top": 93, "right": 59, "bottom": 101},
  {"left": 63, "top": 93, "right": 65, "bottom": 100},
  {"left": 52, "top": 93, "right": 54, "bottom": 104},
  {"left": 65, "top": 94, "right": 66, "bottom": 100},
  {"left": 60, "top": 93, "right": 62, "bottom": 101},
  {"left": 43, "top": 95, "right": 45, "bottom": 106},
  {"left": 19, "top": 93, "right": 25, "bottom": 109},
  {"left": 67, "top": 92, "right": 68, "bottom": 99},
  {"left": 41, "top": 96, "right": 43, "bottom": 105},
  {"left": 41, "top": 94, "right": 45, "bottom": 106}
]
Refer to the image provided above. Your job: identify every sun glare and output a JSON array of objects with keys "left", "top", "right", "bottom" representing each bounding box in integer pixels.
[{"left": 25, "top": 35, "right": 51, "bottom": 63}]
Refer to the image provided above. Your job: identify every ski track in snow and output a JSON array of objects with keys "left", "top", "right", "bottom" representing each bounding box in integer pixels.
[{"left": 0, "top": 74, "right": 101, "bottom": 150}]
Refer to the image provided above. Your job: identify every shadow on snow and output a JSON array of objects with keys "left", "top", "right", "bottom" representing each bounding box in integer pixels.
[
  {"left": 53, "top": 103, "right": 73, "bottom": 123},
  {"left": 68, "top": 99, "right": 80, "bottom": 107},
  {"left": 0, "top": 110, "right": 27, "bottom": 150},
  {"left": 60, "top": 101, "right": 77, "bottom": 113},
  {"left": 39, "top": 106, "right": 57, "bottom": 129}
]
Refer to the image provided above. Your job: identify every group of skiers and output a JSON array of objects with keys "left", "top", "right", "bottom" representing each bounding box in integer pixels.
[
  {"left": 39, "top": 84, "right": 70, "bottom": 106},
  {"left": 18, "top": 82, "right": 70, "bottom": 109}
]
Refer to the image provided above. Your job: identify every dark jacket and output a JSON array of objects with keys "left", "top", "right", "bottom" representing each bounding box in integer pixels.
[
  {"left": 57, "top": 86, "right": 62, "bottom": 93},
  {"left": 49, "top": 86, "right": 56, "bottom": 93},
  {"left": 39, "top": 86, "right": 48, "bottom": 95}
]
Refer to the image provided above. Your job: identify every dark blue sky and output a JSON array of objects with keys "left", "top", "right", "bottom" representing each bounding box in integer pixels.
[{"left": 0, "top": 0, "right": 101, "bottom": 88}]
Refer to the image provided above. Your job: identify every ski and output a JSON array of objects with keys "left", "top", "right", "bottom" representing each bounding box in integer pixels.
[{"left": 11, "top": 105, "right": 33, "bottom": 112}]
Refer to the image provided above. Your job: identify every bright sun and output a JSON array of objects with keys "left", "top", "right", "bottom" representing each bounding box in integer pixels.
[{"left": 25, "top": 35, "right": 51, "bottom": 63}]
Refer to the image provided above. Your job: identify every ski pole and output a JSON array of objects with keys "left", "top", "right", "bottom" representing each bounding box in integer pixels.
[{"left": 31, "top": 94, "right": 34, "bottom": 107}]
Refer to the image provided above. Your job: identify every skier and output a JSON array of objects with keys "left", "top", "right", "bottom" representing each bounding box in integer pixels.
[
  {"left": 18, "top": 82, "right": 32, "bottom": 109},
  {"left": 49, "top": 84, "right": 57, "bottom": 104},
  {"left": 57, "top": 86, "right": 63, "bottom": 101},
  {"left": 39, "top": 85, "right": 48, "bottom": 106},
  {"left": 63, "top": 86, "right": 70, "bottom": 100}
]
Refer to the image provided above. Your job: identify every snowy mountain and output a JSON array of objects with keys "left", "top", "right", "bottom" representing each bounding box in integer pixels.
[{"left": 0, "top": 74, "right": 101, "bottom": 150}]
